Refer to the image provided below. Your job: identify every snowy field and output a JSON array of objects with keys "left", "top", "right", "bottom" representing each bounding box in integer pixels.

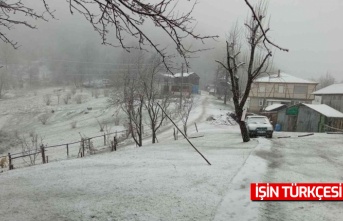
[{"left": 1, "top": 89, "right": 343, "bottom": 221}]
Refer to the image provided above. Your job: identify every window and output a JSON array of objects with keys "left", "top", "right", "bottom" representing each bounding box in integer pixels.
[
  {"left": 294, "top": 85, "right": 308, "bottom": 94},
  {"left": 278, "top": 85, "right": 284, "bottom": 93},
  {"left": 258, "top": 86, "right": 265, "bottom": 92},
  {"left": 259, "top": 99, "right": 264, "bottom": 106}
]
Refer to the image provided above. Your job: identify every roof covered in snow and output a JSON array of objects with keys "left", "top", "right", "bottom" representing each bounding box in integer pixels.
[
  {"left": 160, "top": 72, "right": 196, "bottom": 78},
  {"left": 254, "top": 73, "right": 317, "bottom": 84},
  {"left": 303, "top": 104, "right": 343, "bottom": 118},
  {"left": 264, "top": 104, "right": 286, "bottom": 111},
  {"left": 174, "top": 72, "right": 196, "bottom": 78},
  {"left": 312, "top": 83, "right": 343, "bottom": 95}
]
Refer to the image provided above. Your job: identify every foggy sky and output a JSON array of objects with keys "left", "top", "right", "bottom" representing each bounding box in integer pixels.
[
  {"left": 3, "top": 0, "right": 343, "bottom": 83},
  {"left": 192, "top": 0, "right": 343, "bottom": 82}
]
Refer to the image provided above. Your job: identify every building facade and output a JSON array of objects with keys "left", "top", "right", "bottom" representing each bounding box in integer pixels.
[
  {"left": 312, "top": 83, "right": 343, "bottom": 113},
  {"left": 159, "top": 72, "right": 200, "bottom": 96},
  {"left": 248, "top": 72, "right": 318, "bottom": 112}
]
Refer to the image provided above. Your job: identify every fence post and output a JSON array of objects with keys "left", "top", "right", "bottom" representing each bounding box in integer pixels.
[
  {"left": 195, "top": 122, "right": 198, "bottom": 132},
  {"left": 104, "top": 134, "right": 106, "bottom": 145},
  {"left": 46, "top": 156, "right": 49, "bottom": 163},
  {"left": 113, "top": 136, "right": 117, "bottom": 151},
  {"left": 41, "top": 145, "right": 46, "bottom": 164},
  {"left": 66, "top": 144, "right": 69, "bottom": 157},
  {"left": 82, "top": 139, "right": 85, "bottom": 157},
  {"left": 8, "top": 153, "right": 13, "bottom": 170}
]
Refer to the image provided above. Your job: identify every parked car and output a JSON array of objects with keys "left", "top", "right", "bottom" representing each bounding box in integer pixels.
[{"left": 245, "top": 115, "right": 273, "bottom": 138}]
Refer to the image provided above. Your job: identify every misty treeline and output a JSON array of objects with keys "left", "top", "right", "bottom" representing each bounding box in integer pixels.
[
  {"left": 0, "top": 0, "right": 215, "bottom": 66},
  {"left": 312, "top": 72, "right": 342, "bottom": 90},
  {"left": 0, "top": 39, "right": 117, "bottom": 97},
  {"left": 0, "top": 0, "right": 217, "bottom": 98}
]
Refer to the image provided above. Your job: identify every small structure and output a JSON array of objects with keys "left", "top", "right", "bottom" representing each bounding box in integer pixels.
[
  {"left": 159, "top": 72, "right": 200, "bottom": 96},
  {"left": 260, "top": 104, "right": 286, "bottom": 127},
  {"left": 276, "top": 103, "right": 343, "bottom": 132},
  {"left": 312, "top": 83, "right": 343, "bottom": 113}
]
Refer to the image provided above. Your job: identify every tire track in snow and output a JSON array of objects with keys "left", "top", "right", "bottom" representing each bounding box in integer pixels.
[{"left": 212, "top": 137, "right": 272, "bottom": 221}]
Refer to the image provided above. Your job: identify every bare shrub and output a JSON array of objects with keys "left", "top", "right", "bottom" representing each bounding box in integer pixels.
[
  {"left": 71, "top": 87, "right": 77, "bottom": 95},
  {"left": 43, "top": 94, "right": 52, "bottom": 106},
  {"left": 92, "top": 89, "right": 99, "bottom": 98},
  {"left": 75, "top": 95, "right": 82, "bottom": 104},
  {"left": 104, "top": 126, "right": 113, "bottom": 148},
  {"left": 71, "top": 121, "right": 77, "bottom": 129},
  {"left": 103, "top": 89, "right": 110, "bottom": 97},
  {"left": 0, "top": 130, "right": 21, "bottom": 154},
  {"left": 79, "top": 135, "right": 95, "bottom": 156},
  {"left": 29, "top": 130, "right": 35, "bottom": 138},
  {"left": 38, "top": 113, "right": 51, "bottom": 125},
  {"left": 113, "top": 109, "right": 120, "bottom": 126},
  {"left": 96, "top": 118, "right": 107, "bottom": 132},
  {"left": 19, "top": 132, "right": 44, "bottom": 166},
  {"left": 67, "top": 92, "right": 72, "bottom": 99},
  {"left": 63, "top": 94, "right": 70, "bottom": 104}
]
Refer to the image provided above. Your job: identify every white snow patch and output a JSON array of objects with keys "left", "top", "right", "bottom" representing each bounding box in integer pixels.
[
  {"left": 312, "top": 83, "right": 343, "bottom": 95},
  {"left": 303, "top": 104, "right": 343, "bottom": 118},
  {"left": 255, "top": 73, "right": 317, "bottom": 84}
]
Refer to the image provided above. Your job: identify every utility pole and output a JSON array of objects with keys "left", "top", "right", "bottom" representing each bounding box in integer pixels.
[{"left": 179, "top": 63, "right": 184, "bottom": 109}]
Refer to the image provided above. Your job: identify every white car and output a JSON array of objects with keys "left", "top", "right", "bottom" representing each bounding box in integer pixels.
[{"left": 245, "top": 115, "right": 273, "bottom": 138}]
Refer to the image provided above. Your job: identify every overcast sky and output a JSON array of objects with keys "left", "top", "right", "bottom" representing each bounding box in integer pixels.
[
  {"left": 5, "top": 0, "right": 343, "bottom": 83},
  {"left": 192, "top": 0, "right": 343, "bottom": 82}
]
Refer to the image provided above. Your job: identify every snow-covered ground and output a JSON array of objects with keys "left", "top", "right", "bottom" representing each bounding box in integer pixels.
[{"left": 1, "top": 89, "right": 342, "bottom": 221}]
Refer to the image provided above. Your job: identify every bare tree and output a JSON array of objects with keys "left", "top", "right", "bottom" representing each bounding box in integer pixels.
[
  {"left": 142, "top": 54, "right": 170, "bottom": 143},
  {"left": 0, "top": 1, "right": 216, "bottom": 68},
  {"left": 179, "top": 96, "right": 194, "bottom": 137},
  {"left": 317, "top": 72, "right": 336, "bottom": 89},
  {"left": 122, "top": 87, "right": 144, "bottom": 147},
  {"left": 118, "top": 51, "right": 146, "bottom": 147},
  {"left": 0, "top": 44, "right": 15, "bottom": 98},
  {"left": 216, "top": 2, "right": 288, "bottom": 142},
  {"left": 0, "top": 67, "right": 7, "bottom": 99},
  {"left": 43, "top": 94, "right": 52, "bottom": 106},
  {"left": 38, "top": 113, "right": 51, "bottom": 125},
  {"left": 19, "top": 132, "right": 44, "bottom": 166}
]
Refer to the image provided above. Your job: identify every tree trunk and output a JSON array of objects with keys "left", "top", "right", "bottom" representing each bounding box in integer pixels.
[
  {"left": 183, "top": 124, "right": 187, "bottom": 137},
  {"left": 152, "top": 131, "right": 156, "bottom": 144},
  {"left": 238, "top": 120, "right": 250, "bottom": 142}
]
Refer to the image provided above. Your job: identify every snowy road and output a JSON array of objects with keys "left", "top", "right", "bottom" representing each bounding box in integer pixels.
[{"left": 259, "top": 132, "right": 343, "bottom": 221}]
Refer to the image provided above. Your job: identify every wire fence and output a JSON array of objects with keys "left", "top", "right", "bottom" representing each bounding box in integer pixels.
[{"left": 0, "top": 129, "right": 130, "bottom": 171}]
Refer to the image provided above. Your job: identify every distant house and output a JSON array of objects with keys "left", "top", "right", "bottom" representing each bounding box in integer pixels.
[
  {"left": 276, "top": 103, "right": 343, "bottom": 132},
  {"left": 206, "top": 84, "right": 216, "bottom": 95},
  {"left": 248, "top": 71, "right": 318, "bottom": 112},
  {"left": 259, "top": 104, "right": 287, "bottom": 127},
  {"left": 159, "top": 72, "right": 200, "bottom": 96},
  {"left": 312, "top": 83, "right": 343, "bottom": 113}
]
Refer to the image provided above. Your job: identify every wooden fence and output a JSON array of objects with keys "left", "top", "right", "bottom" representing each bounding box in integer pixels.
[{"left": 0, "top": 130, "right": 128, "bottom": 171}]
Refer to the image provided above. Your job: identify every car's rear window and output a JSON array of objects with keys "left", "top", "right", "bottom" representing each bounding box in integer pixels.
[{"left": 247, "top": 117, "right": 268, "bottom": 124}]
